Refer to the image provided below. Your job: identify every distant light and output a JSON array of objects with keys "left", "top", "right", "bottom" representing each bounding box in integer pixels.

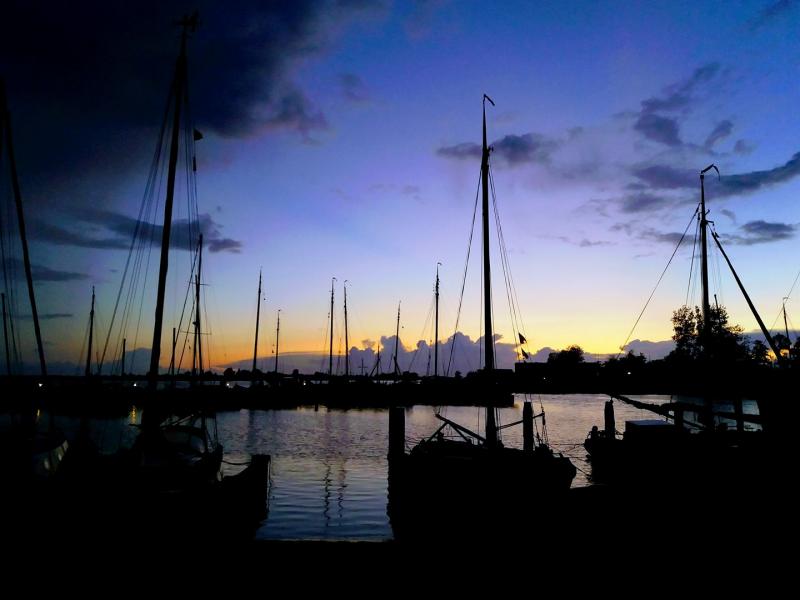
[
  {"left": 133, "top": 382, "right": 137, "bottom": 387},
  {"left": 627, "top": 371, "right": 632, "bottom": 375},
  {"left": 38, "top": 383, "right": 43, "bottom": 388}
]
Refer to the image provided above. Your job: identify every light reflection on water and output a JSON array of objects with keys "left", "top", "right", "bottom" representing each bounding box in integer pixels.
[
  {"left": 213, "top": 394, "right": 760, "bottom": 540},
  {"left": 40, "top": 394, "right": 759, "bottom": 541}
]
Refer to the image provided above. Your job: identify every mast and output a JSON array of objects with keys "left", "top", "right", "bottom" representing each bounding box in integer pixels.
[
  {"left": 329, "top": 277, "right": 336, "bottom": 376},
  {"left": 2, "top": 292, "right": 10, "bottom": 376},
  {"left": 434, "top": 263, "right": 440, "bottom": 377},
  {"left": 1, "top": 80, "right": 46, "bottom": 378},
  {"left": 85, "top": 286, "right": 95, "bottom": 378},
  {"left": 148, "top": 13, "right": 197, "bottom": 388},
  {"left": 193, "top": 234, "right": 203, "bottom": 379},
  {"left": 274, "top": 309, "right": 281, "bottom": 374},
  {"left": 121, "top": 337, "right": 126, "bottom": 377},
  {"left": 394, "top": 301, "right": 401, "bottom": 376},
  {"left": 699, "top": 164, "right": 718, "bottom": 356},
  {"left": 252, "top": 268, "right": 262, "bottom": 377},
  {"left": 482, "top": 94, "right": 497, "bottom": 447},
  {"left": 344, "top": 281, "right": 349, "bottom": 378}
]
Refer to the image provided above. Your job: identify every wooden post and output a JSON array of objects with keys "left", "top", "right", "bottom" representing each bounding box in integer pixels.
[{"left": 522, "top": 401, "right": 534, "bottom": 452}]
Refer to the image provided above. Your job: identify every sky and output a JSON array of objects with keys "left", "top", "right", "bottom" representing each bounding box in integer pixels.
[{"left": 2, "top": 0, "right": 800, "bottom": 374}]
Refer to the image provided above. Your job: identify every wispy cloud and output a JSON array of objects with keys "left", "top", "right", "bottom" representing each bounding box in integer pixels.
[
  {"left": 749, "top": 0, "right": 797, "bottom": 31},
  {"left": 722, "top": 220, "right": 797, "bottom": 245},
  {"left": 338, "top": 72, "right": 370, "bottom": 103},
  {"left": 704, "top": 120, "right": 733, "bottom": 150},
  {"left": 634, "top": 113, "right": 682, "bottom": 146},
  {"left": 437, "top": 133, "right": 559, "bottom": 166},
  {"left": 7, "top": 258, "right": 89, "bottom": 282},
  {"left": 31, "top": 210, "right": 243, "bottom": 254}
]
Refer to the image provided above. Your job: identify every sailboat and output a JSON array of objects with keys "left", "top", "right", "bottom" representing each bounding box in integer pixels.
[
  {"left": 53, "top": 13, "right": 270, "bottom": 540},
  {"left": 387, "top": 96, "right": 576, "bottom": 540},
  {"left": 583, "top": 164, "right": 778, "bottom": 493}
]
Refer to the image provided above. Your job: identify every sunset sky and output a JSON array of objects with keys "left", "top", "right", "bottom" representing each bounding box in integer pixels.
[{"left": 2, "top": 1, "right": 800, "bottom": 374}]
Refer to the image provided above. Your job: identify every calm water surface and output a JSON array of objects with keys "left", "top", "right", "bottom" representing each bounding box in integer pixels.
[
  {"left": 27, "top": 394, "right": 757, "bottom": 541},
  {"left": 211, "top": 394, "right": 759, "bottom": 541}
]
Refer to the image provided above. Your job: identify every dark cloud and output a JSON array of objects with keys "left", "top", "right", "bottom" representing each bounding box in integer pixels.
[
  {"left": 640, "top": 63, "right": 720, "bottom": 115},
  {"left": 31, "top": 210, "right": 243, "bottom": 254},
  {"left": 0, "top": 1, "right": 380, "bottom": 191},
  {"left": 619, "top": 192, "right": 668, "bottom": 213},
  {"left": 704, "top": 120, "right": 733, "bottom": 149},
  {"left": 718, "top": 152, "right": 800, "bottom": 196},
  {"left": 630, "top": 165, "right": 695, "bottom": 190},
  {"left": 261, "top": 88, "right": 329, "bottom": 139},
  {"left": 633, "top": 113, "right": 682, "bottom": 146},
  {"left": 639, "top": 228, "right": 686, "bottom": 245},
  {"left": 720, "top": 209, "right": 737, "bottom": 224},
  {"left": 749, "top": 0, "right": 797, "bottom": 31},
  {"left": 437, "top": 133, "right": 559, "bottom": 165},
  {"left": 338, "top": 73, "right": 370, "bottom": 102},
  {"left": 629, "top": 63, "right": 720, "bottom": 147},
  {"left": 723, "top": 220, "right": 797, "bottom": 245},
  {"left": 7, "top": 258, "right": 89, "bottom": 282},
  {"left": 630, "top": 153, "right": 800, "bottom": 199},
  {"left": 734, "top": 139, "right": 755, "bottom": 155}
]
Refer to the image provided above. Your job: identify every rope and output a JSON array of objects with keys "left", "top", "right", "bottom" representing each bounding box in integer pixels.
[
  {"left": 446, "top": 168, "right": 482, "bottom": 376},
  {"left": 685, "top": 215, "right": 699, "bottom": 306},
  {"left": 617, "top": 207, "right": 698, "bottom": 357}
]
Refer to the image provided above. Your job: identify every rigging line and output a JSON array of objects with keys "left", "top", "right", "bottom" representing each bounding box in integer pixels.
[
  {"left": 320, "top": 311, "right": 330, "bottom": 373},
  {"left": 489, "top": 167, "right": 522, "bottom": 358},
  {"left": 99, "top": 76, "right": 172, "bottom": 369},
  {"left": 446, "top": 167, "right": 482, "bottom": 377},
  {"left": 408, "top": 294, "right": 435, "bottom": 372},
  {"left": 617, "top": 207, "right": 698, "bottom": 358},
  {"left": 685, "top": 213, "right": 700, "bottom": 307},
  {"left": 176, "top": 247, "right": 201, "bottom": 373},
  {"left": 489, "top": 166, "right": 528, "bottom": 349}
]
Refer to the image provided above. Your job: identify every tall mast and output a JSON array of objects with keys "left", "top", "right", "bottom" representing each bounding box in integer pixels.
[
  {"left": 2, "top": 292, "right": 10, "bottom": 376},
  {"left": 699, "top": 164, "right": 718, "bottom": 357},
  {"left": 1, "top": 80, "right": 46, "bottom": 378},
  {"left": 482, "top": 94, "right": 497, "bottom": 447},
  {"left": 85, "top": 286, "right": 95, "bottom": 377},
  {"left": 194, "top": 234, "right": 203, "bottom": 379},
  {"left": 148, "top": 13, "right": 197, "bottom": 388},
  {"left": 434, "top": 263, "right": 440, "bottom": 377},
  {"left": 121, "top": 337, "right": 126, "bottom": 377},
  {"left": 252, "top": 268, "right": 262, "bottom": 376},
  {"left": 329, "top": 277, "right": 336, "bottom": 376},
  {"left": 274, "top": 309, "right": 281, "bottom": 374},
  {"left": 344, "top": 281, "right": 349, "bottom": 378},
  {"left": 394, "top": 301, "right": 401, "bottom": 376}
]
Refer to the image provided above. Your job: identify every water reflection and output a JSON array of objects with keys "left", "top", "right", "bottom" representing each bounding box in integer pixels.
[{"left": 29, "top": 394, "right": 759, "bottom": 541}]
